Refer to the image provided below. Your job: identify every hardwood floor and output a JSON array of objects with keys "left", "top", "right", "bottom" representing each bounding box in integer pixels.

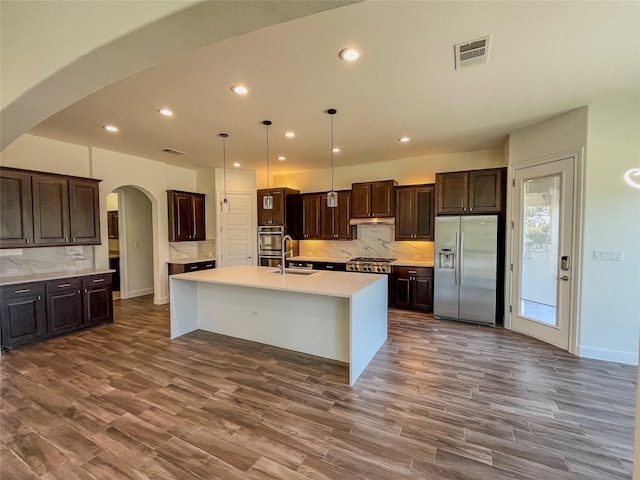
[{"left": 1, "top": 295, "right": 636, "bottom": 479}]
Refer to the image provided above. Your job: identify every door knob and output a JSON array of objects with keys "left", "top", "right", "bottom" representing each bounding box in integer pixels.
[{"left": 556, "top": 275, "right": 569, "bottom": 281}]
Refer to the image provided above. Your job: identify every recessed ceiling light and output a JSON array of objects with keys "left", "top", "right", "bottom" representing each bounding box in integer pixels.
[
  {"left": 284, "top": 131, "right": 295, "bottom": 138},
  {"left": 231, "top": 85, "right": 249, "bottom": 95},
  {"left": 339, "top": 47, "right": 362, "bottom": 62},
  {"left": 158, "top": 108, "right": 174, "bottom": 117},
  {"left": 103, "top": 125, "right": 118, "bottom": 133},
  {"left": 399, "top": 137, "right": 411, "bottom": 143},
  {"left": 233, "top": 162, "right": 241, "bottom": 167},
  {"left": 277, "top": 156, "right": 286, "bottom": 161},
  {"left": 332, "top": 147, "right": 341, "bottom": 153}
]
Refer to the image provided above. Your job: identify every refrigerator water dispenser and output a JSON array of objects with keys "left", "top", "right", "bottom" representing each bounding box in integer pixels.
[{"left": 438, "top": 249, "right": 455, "bottom": 270}]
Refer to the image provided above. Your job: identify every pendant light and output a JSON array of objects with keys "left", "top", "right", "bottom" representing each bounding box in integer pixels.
[
  {"left": 327, "top": 108, "right": 338, "bottom": 208},
  {"left": 219, "top": 133, "right": 229, "bottom": 212},
  {"left": 262, "top": 120, "right": 274, "bottom": 209}
]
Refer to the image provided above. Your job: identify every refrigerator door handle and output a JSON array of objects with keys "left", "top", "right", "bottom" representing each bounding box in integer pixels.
[
  {"left": 454, "top": 232, "right": 459, "bottom": 286},
  {"left": 459, "top": 232, "right": 464, "bottom": 286}
]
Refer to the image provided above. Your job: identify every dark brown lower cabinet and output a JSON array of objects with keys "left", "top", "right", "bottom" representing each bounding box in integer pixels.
[
  {"left": 83, "top": 274, "right": 113, "bottom": 325},
  {"left": 46, "top": 278, "right": 83, "bottom": 335},
  {"left": 168, "top": 260, "right": 215, "bottom": 275},
  {"left": 0, "top": 283, "right": 47, "bottom": 348},
  {"left": 0, "top": 272, "right": 113, "bottom": 349},
  {"left": 391, "top": 266, "right": 434, "bottom": 312}
]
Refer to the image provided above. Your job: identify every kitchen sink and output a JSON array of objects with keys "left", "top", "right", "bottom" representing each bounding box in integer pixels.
[{"left": 269, "top": 268, "right": 318, "bottom": 275}]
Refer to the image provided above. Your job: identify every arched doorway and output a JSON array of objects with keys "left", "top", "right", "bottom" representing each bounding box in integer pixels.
[{"left": 108, "top": 186, "right": 154, "bottom": 300}]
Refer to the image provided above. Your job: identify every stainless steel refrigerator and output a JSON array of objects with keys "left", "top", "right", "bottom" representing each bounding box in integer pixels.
[{"left": 434, "top": 215, "right": 498, "bottom": 325}]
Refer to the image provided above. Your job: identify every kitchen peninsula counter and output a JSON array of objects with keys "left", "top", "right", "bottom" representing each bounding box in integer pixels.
[{"left": 170, "top": 265, "right": 388, "bottom": 385}]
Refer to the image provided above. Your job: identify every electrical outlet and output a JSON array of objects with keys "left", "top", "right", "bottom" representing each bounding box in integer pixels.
[{"left": 593, "top": 250, "right": 624, "bottom": 261}]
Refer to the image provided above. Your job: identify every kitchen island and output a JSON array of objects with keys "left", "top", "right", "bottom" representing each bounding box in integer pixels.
[{"left": 169, "top": 265, "right": 387, "bottom": 385}]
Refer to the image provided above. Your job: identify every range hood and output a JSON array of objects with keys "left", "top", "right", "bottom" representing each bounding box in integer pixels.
[{"left": 349, "top": 217, "right": 395, "bottom": 225}]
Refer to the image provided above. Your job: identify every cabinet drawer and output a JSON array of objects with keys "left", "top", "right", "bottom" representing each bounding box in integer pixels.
[
  {"left": 392, "top": 266, "right": 433, "bottom": 277},
  {"left": 200, "top": 261, "right": 215, "bottom": 270},
  {"left": 81, "top": 273, "right": 113, "bottom": 288},
  {"left": 1, "top": 282, "right": 45, "bottom": 298},
  {"left": 46, "top": 277, "right": 82, "bottom": 292}
]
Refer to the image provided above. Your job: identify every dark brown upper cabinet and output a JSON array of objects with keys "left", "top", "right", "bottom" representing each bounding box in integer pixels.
[
  {"left": 301, "top": 193, "right": 321, "bottom": 239},
  {"left": 167, "top": 190, "right": 206, "bottom": 242},
  {"left": 395, "top": 184, "right": 434, "bottom": 241},
  {"left": 0, "top": 169, "right": 33, "bottom": 247},
  {"left": 351, "top": 180, "right": 397, "bottom": 218},
  {"left": 257, "top": 187, "right": 299, "bottom": 227},
  {"left": 435, "top": 168, "right": 506, "bottom": 215},
  {"left": 0, "top": 168, "right": 101, "bottom": 248},
  {"left": 320, "top": 190, "right": 356, "bottom": 240}
]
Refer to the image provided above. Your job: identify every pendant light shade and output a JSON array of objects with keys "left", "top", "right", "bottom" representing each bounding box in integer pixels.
[
  {"left": 327, "top": 108, "right": 338, "bottom": 208},
  {"left": 219, "top": 133, "right": 229, "bottom": 212},
  {"left": 262, "top": 120, "right": 274, "bottom": 210}
]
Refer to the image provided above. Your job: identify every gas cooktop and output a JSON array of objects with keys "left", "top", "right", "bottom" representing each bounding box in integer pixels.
[{"left": 346, "top": 257, "right": 396, "bottom": 273}]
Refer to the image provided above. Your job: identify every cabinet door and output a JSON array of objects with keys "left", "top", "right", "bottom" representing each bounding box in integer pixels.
[
  {"left": 271, "top": 190, "right": 285, "bottom": 226},
  {"left": 0, "top": 170, "right": 33, "bottom": 248},
  {"left": 436, "top": 172, "right": 468, "bottom": 214},
  {"left": 335, "top": 191, "right": 355, "bottom": 240},
  {"left": 46, "top": 279, "right": 83, "bottom": 335},
  {"left": 82, "top": 274, "right": 113, "bottom": 325},
  {"left": 257, "top": 190, "right": 273, "bottom": 225},
  {"left": 32, "top": 175, "right": 70, "bottom": 245},
  {"left": 370, "top": 181, "right": 395, "bottom": 217},
  {"left": 395, "top": 187, "right": 416, "bottom": 240},
  {"left": 191, "top": 194, "right": 206, "bottom": 241},
  {"left": 468, "top": 168, "right": 504, "bottom": 213},
  {"left": 168, "top": 191, "right": 192, "bottom": 241},
  {"left": 301, "top": 194, "right": 320, "bottom": 239},
  {"left": 69, "top": 178, "right": 101, "bottom": 244},
  {"left": 412, "top": 275, "right": 434, "bottom": 312},
  {"left": 107, "top": 211, "right": 119, "bottom": 239},
  {"left": 0, "top": 284, "right": 47, "bottom": 348},
  {"left": 392, "top": 273, "right": 411, "bottom": 309},
  {"left": 351, "top": 183, "right": 371, "bottom": 218},
  {"left": 319, "top": 194, "right": 335, "bottom": 240},
  {"left": 415, "top": 186, "right": 434, "bottom": 240}
]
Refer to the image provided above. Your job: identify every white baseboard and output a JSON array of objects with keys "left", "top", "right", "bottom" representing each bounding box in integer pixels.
[
  {"left": 154, "top": 296, "right": 169, "bottom": 305},
  {"left": 578, "top": 345, "right": 638, "bottom": 366},
  {"left": 126, "top": 287, "right": 154, "bottom": 299}
]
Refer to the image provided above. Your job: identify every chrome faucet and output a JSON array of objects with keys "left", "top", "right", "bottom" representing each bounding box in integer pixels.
[{"left": 281, "top": 235, "right": 293, "bottom": 274}]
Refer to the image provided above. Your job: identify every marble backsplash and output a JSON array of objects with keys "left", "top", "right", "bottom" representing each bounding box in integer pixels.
[
  {"left": 0, "top": 246, "right": 94, "bottom": 277},
  {"left": 169, "top": 240, "right": 216, "bottom": 261},
  {"left": 299, "top": 224, "right": 435, "bottom": 261}
]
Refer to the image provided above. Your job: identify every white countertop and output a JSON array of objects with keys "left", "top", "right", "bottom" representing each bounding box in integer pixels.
[
  {"left": 168, "top": 257, "right": 216, "bottom": 265},
  {"left": 0, "top": 268, "right": 116, "bottom": 287},
  {"left": 170, "top": 265, "right": 384, "bottom": 298}
]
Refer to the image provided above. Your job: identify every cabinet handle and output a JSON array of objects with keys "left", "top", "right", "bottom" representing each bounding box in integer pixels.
[
  {"left": 205, "top": 264, "right": 213, "bottom": 268},
  {"left": 25, "top": 238, "right": 30, "bottom": 244},
  {"left": 92, "top": 279, "right": 104, "bottom": 283},
  {"left": 84, "top": 289, "right": 88, "bottom": 294},
  {"left": 326, "top": 265, "right": 333, "bottom": 269},
  {"left": 14, "top": 288, "right": 30, "bottom": 293},
  {"left": 78, "top": 290, "right": 81, "bottom": 294},
  {"left": 408, "top": 270, "right": 417, "bottom": 274},
  {"left": 65, "top": 238, "right": 69, "bottom": 242},
  {"left": 37, "top": 295, "right": 41, "bottom": 301},
  {"left": 58, "top": 283, "right": 72, "bottom": 288},
  {"left": 72, "top": 238, "right": 76, "bottom": 242},
  {"left": 190, "top": 266, "right": 198, "bottom": 270}
]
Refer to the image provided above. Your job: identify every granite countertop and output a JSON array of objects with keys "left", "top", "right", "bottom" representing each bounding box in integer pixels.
[
  {"left": 168, "top": 257, "right": 216, "bottom": 265},
  {"left": 290, "top": 256, "right": 434, "bottom": 267},
  {"left": 0, "top": 268, "right": 116, "bottom": 287},
  {"left": 170, "top": 265, "right": 384, "bottom": 298}
]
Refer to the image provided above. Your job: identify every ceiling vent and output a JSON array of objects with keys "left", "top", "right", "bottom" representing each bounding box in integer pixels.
[
  {"left": 161, "top": 148, "right": 186, "bottom": 156},
  {"left": 454, "top": 35, "right": 491, "bottom": 69}
]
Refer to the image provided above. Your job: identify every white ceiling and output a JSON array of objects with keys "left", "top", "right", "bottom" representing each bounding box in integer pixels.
[{"left": 30, "top": 1, "right": 640, "bottom": 178}]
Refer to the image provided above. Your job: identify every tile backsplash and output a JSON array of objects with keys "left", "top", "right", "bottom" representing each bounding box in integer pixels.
[
  {"left": 169, "top": 240, "right": 216, "bottom": 261},
  {"left": 299, "top": 224, "right": 434, "bottom": 261},
  {"left": 0, "top": 246, "right": 94, "bottom": 277}
]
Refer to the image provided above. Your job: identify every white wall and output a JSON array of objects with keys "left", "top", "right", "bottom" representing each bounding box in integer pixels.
[
  {"left": 508, "top": 101, "right": 640, "bottom": 365},
  {"left": 0, "top": 134, "right": 201, "bottom": 305},
  {"left": 273, "top": 148, "right": 505, "bottom": 192},
  {"left": 118, "top": 187, "right": 154, "bottom": 298},
  {"left": 581, "top": 97, "right": 640, "bottom": 364}
]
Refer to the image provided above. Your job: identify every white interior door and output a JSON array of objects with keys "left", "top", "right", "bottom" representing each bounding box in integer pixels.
[
  {"left": 511, "top": 156, "right": 575, "bottom": 350},
  {"left": 218, "top": 193, "right": 255, "bottom": 267}
]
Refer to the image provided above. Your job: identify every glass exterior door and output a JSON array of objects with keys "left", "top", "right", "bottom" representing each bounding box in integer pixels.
[{"left": 511, "top": 157, "right": 574, "bottom": 349}]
